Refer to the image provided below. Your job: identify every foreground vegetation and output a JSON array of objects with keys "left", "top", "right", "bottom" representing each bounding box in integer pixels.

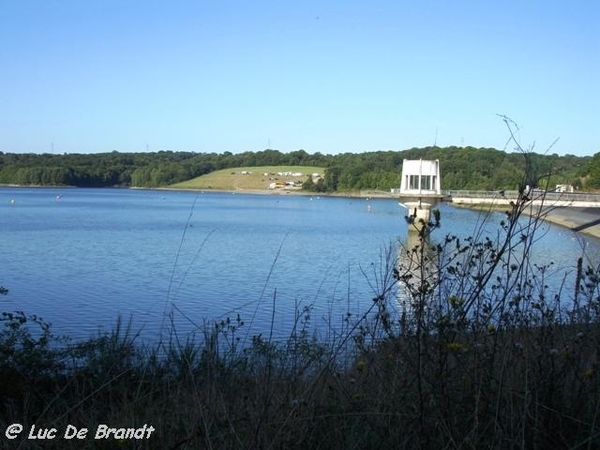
[
  {"left": 1, "top": 144, "right": 596, "bottom": 192},
  {"left": 2, "top": 129, "right": 600, "bottom": 448}
]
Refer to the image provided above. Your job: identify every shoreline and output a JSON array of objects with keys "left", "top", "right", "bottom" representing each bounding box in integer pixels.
[
  {"left": 139, "top": 185, "right": 397, "bottom": 199},
  {"left": 534, "top": 206, "right": 600, "bottom": 240},
  {"left": 450, "top": 201, "right": 600, "bottom": 240}
]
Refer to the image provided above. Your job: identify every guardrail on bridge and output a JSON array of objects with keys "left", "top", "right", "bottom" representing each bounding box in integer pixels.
[{"left": 444, "top": 190, "right": 600, "bottom": 207}]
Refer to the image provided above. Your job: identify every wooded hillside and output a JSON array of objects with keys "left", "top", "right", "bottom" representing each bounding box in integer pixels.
[{"left": 0, "top": 146, "right": 594, "bottom": 192}]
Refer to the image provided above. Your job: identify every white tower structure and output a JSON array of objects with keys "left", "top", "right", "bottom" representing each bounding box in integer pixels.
[{"left": 396, "top": 159, "right": 444, "bottom": 229}]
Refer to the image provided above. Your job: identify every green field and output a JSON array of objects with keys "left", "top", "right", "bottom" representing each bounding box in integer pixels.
[{"left": 171, "top": 166, "right": 324, "bottom": 191}]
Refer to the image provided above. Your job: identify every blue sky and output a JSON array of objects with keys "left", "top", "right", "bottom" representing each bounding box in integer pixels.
[{"left": 1, "top": 0, "right": 598, "bottom": 156}]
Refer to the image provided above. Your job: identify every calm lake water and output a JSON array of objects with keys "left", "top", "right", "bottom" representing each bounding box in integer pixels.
[{"left": 1, "top": 187, "right": 599, "bottom": 343}]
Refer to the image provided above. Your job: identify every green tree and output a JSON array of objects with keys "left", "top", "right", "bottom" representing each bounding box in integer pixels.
[
  {"left": 302, "top": 175, "right": 316, "bottom": 191},
  {"left": 585, "top": 152, "right": 600, "bottom": 188},
  {"left": 324, "top": 166, "right": 341, "bottom": 192}
]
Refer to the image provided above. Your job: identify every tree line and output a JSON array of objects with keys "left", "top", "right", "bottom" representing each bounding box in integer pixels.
[{"left": 0, "top": 146, "right": 596, "bottom": 192}]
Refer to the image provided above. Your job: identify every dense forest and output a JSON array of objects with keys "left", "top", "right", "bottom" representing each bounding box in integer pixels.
[{"left": 0, "top": 146, "right": 596, "bottom": 192}]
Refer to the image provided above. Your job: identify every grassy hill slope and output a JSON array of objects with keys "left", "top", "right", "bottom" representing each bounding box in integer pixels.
[{"left": 170, "top": 166, "right": 324, "bottom": 191}]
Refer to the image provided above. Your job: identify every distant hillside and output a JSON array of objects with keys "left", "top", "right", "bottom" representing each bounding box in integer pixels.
[
  {"left": 171, "top": 166, "right": 324, "bottom": 192},
  {"left": 317, "top": 147, "right": 590, "bottom": 192},
  {"left": 0, "top": 147, "right": 594, "bottom": 191}
]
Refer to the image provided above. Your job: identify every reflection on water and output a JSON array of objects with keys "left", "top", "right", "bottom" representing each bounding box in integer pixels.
[
  {"left": 395, "top": 229, "right": 440, "bottom": 327},
  {"left": 396, "top": 231, "right": 421, "bottom": 319},
  {"left": 393, "top": 208, "right": 600, "bottom": 330}
]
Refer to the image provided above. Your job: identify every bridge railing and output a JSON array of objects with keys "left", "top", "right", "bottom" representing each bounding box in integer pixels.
[{"left": 445, "top": 190, "right": 600, "bottom": 204}]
